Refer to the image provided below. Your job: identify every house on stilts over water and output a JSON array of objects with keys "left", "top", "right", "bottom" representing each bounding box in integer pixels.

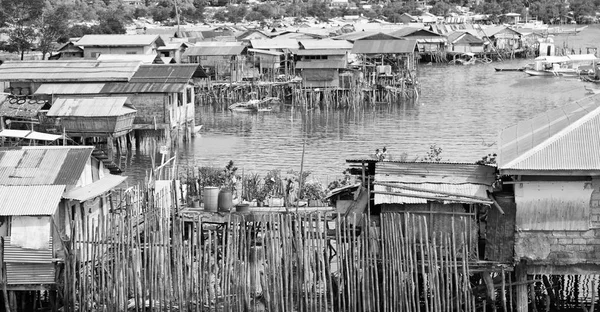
[{"left": 497, "top": 93, "right": 600, "bottom": 311}]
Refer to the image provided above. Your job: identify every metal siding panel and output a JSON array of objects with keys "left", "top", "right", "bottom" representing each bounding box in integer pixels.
[
  {"left": 375, "top": 162, "right": 496, "bottom": 184},
  {"left": 4, "top": 237, "right": 53, "bottom": 262},
  {"left": 5, "top": 263, "right": 55, "bottom": 285},
  {"left": 374, "top": 183, "right": 488, "bottom": 204},
  {"left": 0, "top": 185, "right": 64, "bottom": 215}
]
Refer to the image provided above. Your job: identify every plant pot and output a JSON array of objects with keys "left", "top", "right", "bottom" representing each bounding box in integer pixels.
[
  {"left": 236, "top": 203, "right": 250, "bottom": 213},
  {"left": 218, "top": 188, "right": 233, "bottom": 211}
]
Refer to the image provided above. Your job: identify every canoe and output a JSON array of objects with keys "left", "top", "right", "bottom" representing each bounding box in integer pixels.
[{"left": 495, "top": 68, "right": 525, "bottom": 72}]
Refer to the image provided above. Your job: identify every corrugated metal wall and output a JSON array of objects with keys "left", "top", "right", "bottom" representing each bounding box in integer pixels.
[{"left": 4, "top": 237, "right": 55, "bottom": 285}]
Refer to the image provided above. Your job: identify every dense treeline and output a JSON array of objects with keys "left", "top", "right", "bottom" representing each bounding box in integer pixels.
[{"left": 0, "top": 0, "right": 597, "bottom": 60}]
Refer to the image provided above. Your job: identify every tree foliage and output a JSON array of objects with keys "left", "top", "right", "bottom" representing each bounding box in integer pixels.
[{"left": 38, "top": 4, "right": 71, "bottom": 59}]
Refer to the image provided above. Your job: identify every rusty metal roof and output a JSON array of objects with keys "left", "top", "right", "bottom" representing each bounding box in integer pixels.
[
  {"left": 250, "top": 39, "right": 299, "bottom": 50},
  {"left": 75, "top": 34, "right": 161, "bottom": 47},
  {"left": 374, "top": 183, "right": 490, "bottom": 204},
  {"left": 47, "top": 97, "right": 135, "bottom": 117},
  {"left": 298, "top": 39, "right": 353, "bottom": 50},
  {"left": 0, "top": 146, "right": 93, "bottom": 186},
  {"left": 351, "top": 39, "right": 417, "bottom": 54},
  {"left": 296, "top": 60, "right": 346, "bottom": 69},
  {"left": 0, "top": 97, "right": 46, "bottom": 118},
  {"left": 182, "top": 45, "right": 246, "bottom": 57},
  {"left": 0, "top": 60, "right": 142, "bottom": 82},
  {"left": 101, "top": 82, "right": 185, "bottom": 93},
  {"left": 498, "top": 94, "right": 600, "bottom": 171},
  {"left": 130, "top": 64, "right": 199, "bottom": 83},
  {"left": 0, "top": 185, "right": 64, "bottom": 215},
  {"left": 34, "top": 83, "right": 106, "bottom": 95}
]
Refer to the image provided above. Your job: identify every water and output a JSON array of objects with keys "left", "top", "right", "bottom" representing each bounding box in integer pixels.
[{"left": 122, "top": 25, "right": 600, "bottom": 184}]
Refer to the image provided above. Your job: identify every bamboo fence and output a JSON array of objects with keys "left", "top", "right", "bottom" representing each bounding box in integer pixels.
[{"left": 63, "top": 185, "right": 483, "bottom": 312}]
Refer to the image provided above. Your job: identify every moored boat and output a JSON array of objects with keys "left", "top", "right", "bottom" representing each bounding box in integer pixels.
[{"left": 228, "top": 97, "right": 281, "bottom": 113}]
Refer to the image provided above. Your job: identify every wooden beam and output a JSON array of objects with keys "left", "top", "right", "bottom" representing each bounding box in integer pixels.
[{"left": 372, "top": 190, "right": 493, "bottom": 205}]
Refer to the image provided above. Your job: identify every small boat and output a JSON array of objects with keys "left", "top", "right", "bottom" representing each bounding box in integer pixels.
[
  {"left": 228, "top": 97, "right": 281, "bottom": 113},
  {"left": 525, "top": 54, "right": 598, "bottom": 77},
  {"left": 495, "top": 67, "right": 525, "bottom": 72},
  {"left": 547, "top": 25, "right": 588, "bottom": 35}
]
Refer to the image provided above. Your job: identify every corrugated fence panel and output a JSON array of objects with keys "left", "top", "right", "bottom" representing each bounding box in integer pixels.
[
  {"left": 4, "top": 237, "right": 53, "bottom": 263},
  {"left": 6, "top": 263, "right": 55, "bottom": 285}
]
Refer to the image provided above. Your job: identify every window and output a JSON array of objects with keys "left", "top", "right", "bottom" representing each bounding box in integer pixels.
[
  {"left": 177, "top": 92, "right": 183, "bottom": 107},
  {"left": 186, "top": 87, "right": 193, "bottom": 104}
]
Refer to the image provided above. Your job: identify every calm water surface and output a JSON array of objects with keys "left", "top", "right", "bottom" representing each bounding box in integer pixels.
[{"left": 123, "top": 25, "right": 600, "bottom": 183}]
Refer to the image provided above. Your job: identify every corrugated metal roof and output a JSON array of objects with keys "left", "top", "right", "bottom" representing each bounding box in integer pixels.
[
  {"left": 498, "top": 94, "right": 600, "bottom": 171},
  {"left": 63, "top": 174, "right": 126, "bottom": 201},
  {"left": 0, "top": 60, "right": 141, "bottom": 82},
  {"left": 374, "top": 183, "right": 490, "bottom": 204},
  {"left": 0, "top": 129, "right": 62, "bottom": 142},
  {"left": 0, "top": 146, "right": 93, "bottom": 185},
  {"left": 296, "top": 60, "right": 346, "bottom": 69},
  {"left": 6, "top": 263, "right": 55, "bottom": 285},
  {"left": 130, "top": 64, "right": 199, "bottom": 83},
  {"left": 182, "top": 45, "right": 245, "bottom": 56},
  {"left": 0, "top": 185, "right": 64, "bottom": 215},
  {"left": 97, "top": 54, "right": 157, "bottom": 64},
  {"left": 247, "top": 48, "right": 283, "bottom": 56},
  {"left": 4, "top": 237, "right": 53, "bottom": 262},
  {"left": 352, "top": 39, "right": 417, "bottom": 54},
  {"left": 375, "top": 161, "right": 497, "bottom": 184},
  {"left": 34, "top": 83, "right": 106, "bottom": 95},
  {"left": 0, "top": 97, "right": 46, "bottom": 118},
  {"left": 101, "top": 82, "right": 185, "bottom": 93},
  {"left": 250, "top": 39, "right": 299, "bottom": 50},
  {"left": 75, "top": 34, "right": 160, "bottom": 47},
  {"left": 390, "top": 27, "right": 445, "bottom": 39},
  {"left": 447, "top": 31, "right": 484, "bottom": 44},
  {"left": 333, "top": 32, "right": 401, "bottom": 42},
  {"left": 47, "top": 97, "right": 134, "bottom": 117},
  {"left": 295, "top": 49, "right": 347, "bottom": 56},
  {"left": 299, "top": 39, "right": 353, "bottom": 50}
]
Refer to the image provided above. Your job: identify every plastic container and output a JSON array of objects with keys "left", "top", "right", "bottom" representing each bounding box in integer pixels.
[
  {"left": 203, "top": 186, "right": 219, "bottom": 212},
  {"left": 236, "top": 203, "right": 250, "bottom": 213},
  {"left": 218, "top": 188, "right": 233, "bottom": 211}
]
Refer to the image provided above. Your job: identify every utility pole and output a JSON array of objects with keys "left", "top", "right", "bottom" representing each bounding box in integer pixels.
[{"left": 173, "top": 0, "right": 181, "bottom": 35}]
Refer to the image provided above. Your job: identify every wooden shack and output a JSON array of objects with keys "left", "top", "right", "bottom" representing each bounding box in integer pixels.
[
  {"left": 0, "top": 146, "right": 126, "bottom": 301},
  {"left": 497, "top": 93, "right": 600, "bottom": 311},
  {"left": 182, "top": 43, "right": 246, "bottom": 81},
  {"left": 296, "top": 59, "right": 346, "bottom": 88},
  {"left": 45, "top": 97, "right": 136, "bottom": 137},
  {"left": 447, "top": 31, "right": 485, "bottom": 54}
]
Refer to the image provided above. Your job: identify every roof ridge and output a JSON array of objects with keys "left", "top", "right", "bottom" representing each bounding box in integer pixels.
[{"left": 503, "top": 102, "right": 600, "bottom": 169}]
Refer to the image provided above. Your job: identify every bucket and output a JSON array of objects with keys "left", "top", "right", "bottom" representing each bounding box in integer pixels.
[
  {"left": 203, "top": 186, "right": 219, "bottom": 212},
  {"left": 218, "top": 189, "right": 233, "bottom": 211}
]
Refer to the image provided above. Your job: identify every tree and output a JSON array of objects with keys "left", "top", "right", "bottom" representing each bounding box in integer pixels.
[
  {"left": 38, "top": 4, "right": 71, "bottom": 60},
  {"left": 430, "top": 1, "right": 451, "bottom": 16},
  {"left": 0, "top": 0, "right": 44, "bottom": 60},
  {"left": 569, "top": 0, "right": 594, "bottom": 23},
  {"left": 95, "top": 7, "right": 130, "bottom": 34}
]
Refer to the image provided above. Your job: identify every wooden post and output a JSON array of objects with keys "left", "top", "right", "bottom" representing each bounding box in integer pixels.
[{"left": 515, "top": 262, "right": 529, "bottom": 312}]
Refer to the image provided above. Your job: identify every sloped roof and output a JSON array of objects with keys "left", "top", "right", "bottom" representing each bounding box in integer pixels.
[
  {"left": 447, "top": 31, "right": 484, "bottom": 44},
  {"left": 352, "top": 39, "right": 417, "bottom": 54},
  {"left": 0, "top": 146, "right": 93, "bottom": 186},
  {"left": 34, "top": 83, "right": 106, "bottom": 95},
  {"left": 294, "top": 49, "right": 347, "bottom": 56},
  {"left": 333, "top": 31, "right": 401, "bottom": 42},
  {"left": 0, "top": 60, "right": 142, "bottom": 82},
  {"left": 0, "top": 185, "right": 65, "bottom": 216},
  {"left": 97, "top": 54, "right": 157, "bottom": 64},
  {"left": 250, "top": 39, "right": 299, "bottom": 50},
  {"left": 296, "top": 59, "right": 346, "bottom": 69},
  {"left": 182, "top": 45, "right": 245, "bottom": 57},
  {"left": 75, "top": 34, "right": 162, "bottom": 47},
  {"left": 62, "top": 174, "right": 126, "bottom": 202},
  {"left": 498, "top": 94, "right": 600, "bottom": 172},
  {"left": 130, "top": 64, "right": 199, "bottom": 83},
  {"left": 390, "top": 27, "right": 444, "bottom": 38},
  {"left": 47, "top": 97, "right": 135, "bottom": 117},
  {"left": 0, "top": 97, "right": 47, "bottom": 119},
  {"left": 299, "top": 39, "right": 353, "bottom": 50},
  {"left": 374, "top": 162, "right": 496, "bottom": 204}
]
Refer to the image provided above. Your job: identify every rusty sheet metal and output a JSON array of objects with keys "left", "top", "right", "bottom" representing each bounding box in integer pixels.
[
  {"left": 34, "top": 83, "right": 106, "bottom": 95},
  {"left": 250, "top": 39, "right": 299, "bottom": 50},
  {"left": 48, "top": 97, "right": 134, "bottom": 117},
  {"left": 182, "top": 45, "right": 245, "bottom": 56},
  {"left": 0, "top": 97, "right": 46, "bottom": 118},
  {"left": 63, "top": 174, "right": 127, "bottom": 201},
  {"left": 514, "top": 181, "right": 593, "bottom": 231},
  {"left": 299, "top": 39, "right": 353, "bottom": 50},
  {"left": 75, "top": 34, "right": 159, "bottom": 47},
  {"left": 0, "top": 185, "right": 64, "bottom": 215},
  {"left": 296, "top": 60, "right": 346, "bottom": 69},
  {"left": 375, "top": 161, "right": 497, "bottom": 184},
  {"left": 352, "top": 39, "right": 417, "bottom": 54},
  {"left": 101, "top": 82, "right": 185, "bottom": 93},
  {"left": 6, "top": 263, "right": 55, "bottom": 285},
  {"left": 130, "top": 64, "right": 198, "bottom": 83},
  {"left": 0, "top": 60, "right": 141, "bottom": 82},
  {"left": 0, "top": 146, "right": 92, "bottom": 185},
  {"left": 498, "top": 94, "right": 600, "bottom": 171},
  {"left": 4, "top": 237, "right": 53, "bottom": 263},
  {"left": 374, "top": 182, "right": 490, "bottom": 204}
]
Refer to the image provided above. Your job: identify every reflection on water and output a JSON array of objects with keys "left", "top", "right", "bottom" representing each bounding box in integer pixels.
[{"left": 121, "top": 26, "right": 600, "bottom": 184}]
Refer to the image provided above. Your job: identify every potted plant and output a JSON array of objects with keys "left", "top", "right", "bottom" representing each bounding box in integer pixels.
[{"left": 303, "top": 180, "right": 326, "bottom": 207}]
